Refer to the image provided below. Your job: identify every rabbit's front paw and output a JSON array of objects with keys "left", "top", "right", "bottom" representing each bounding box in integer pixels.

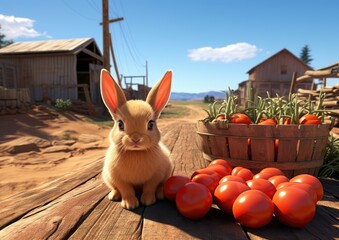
[
  {"left": 108, "top": 189, "right": 121, "bottom": 201},
  {"left": 156, "top": 185, "right": 164, "bottom": 200},
  {"left": 121, "top": 196, "right": 139, "bottom": 209},
  {"left": 141, "top": 192, "right": 156, "bottom": 206}
]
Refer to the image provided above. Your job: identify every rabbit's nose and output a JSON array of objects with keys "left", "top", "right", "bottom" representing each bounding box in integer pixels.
[{"left": 130, "top": 134, "right": 142, "bottom": 143}]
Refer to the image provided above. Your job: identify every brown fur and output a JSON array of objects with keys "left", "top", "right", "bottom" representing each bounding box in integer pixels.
[{"left": 100, "top": 69, "right": 173, "bottom": 209}]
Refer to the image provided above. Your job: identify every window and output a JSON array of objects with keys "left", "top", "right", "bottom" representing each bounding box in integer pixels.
[
  {"left": 281, "top": 65, "right": 287, "bottom": 75},
  {"left": 0, "top": 64, "right": 16, "bottom": 88}
]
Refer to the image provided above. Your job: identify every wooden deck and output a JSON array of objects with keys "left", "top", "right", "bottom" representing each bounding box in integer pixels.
[{"left": 0, "top": 122, "right": 338, "bottom": 240}]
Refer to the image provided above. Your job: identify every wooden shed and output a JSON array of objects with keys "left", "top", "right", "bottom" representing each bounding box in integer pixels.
[
  {"left": 0, "top": 38, "right": 103, "bottom": 105},
  {"left": 237, "top": 48, "right": 313, "bottom": 105}
]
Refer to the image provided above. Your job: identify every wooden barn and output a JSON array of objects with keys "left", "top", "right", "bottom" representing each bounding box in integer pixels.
[
  {"left": 0, "top": 38, "right": 103, "bottom": 107},
  {"left": 237, "top": 48, "right": 313, "bottom": 105}
]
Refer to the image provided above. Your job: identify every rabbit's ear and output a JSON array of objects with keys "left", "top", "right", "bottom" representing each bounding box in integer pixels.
[
  {"left": 100, "top": 69, "right": 127, "bottom": 115},
  {"left": 146, "top": 70, "right": 172, "bottom": 119}
]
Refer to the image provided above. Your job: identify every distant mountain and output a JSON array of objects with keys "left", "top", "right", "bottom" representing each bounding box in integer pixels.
[{"left": 170, "top": 91, "right": 226, "bottom": 100}]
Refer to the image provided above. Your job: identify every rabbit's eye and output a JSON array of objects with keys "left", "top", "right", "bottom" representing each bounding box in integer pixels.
[
  {"left": 148, "top": 120, "right": 155, "bottom": 130},
  {"left": 118, "top": 120, "right": 124, "bottom": 131}
]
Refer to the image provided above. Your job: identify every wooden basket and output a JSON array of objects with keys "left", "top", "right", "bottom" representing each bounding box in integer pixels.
[{"left": 196, "top": 120, "right": 330, "bottom": 178}]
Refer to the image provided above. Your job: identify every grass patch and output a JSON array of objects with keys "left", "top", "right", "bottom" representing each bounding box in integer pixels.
[
  {"left": 161, "top": 103, "right": 187, "bottom": 119},
  {"left": 169, "top": 100, "right": 210, "bottom": 109}
]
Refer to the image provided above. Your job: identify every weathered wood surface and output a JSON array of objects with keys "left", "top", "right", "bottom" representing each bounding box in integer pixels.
[{"left": 0, "top": 122, "right": 338, "bottom": 240}]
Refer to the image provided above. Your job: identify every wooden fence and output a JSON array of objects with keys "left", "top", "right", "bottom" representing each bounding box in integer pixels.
[{"left": 0, "top": 87, "right": 31, "bottom": 114}]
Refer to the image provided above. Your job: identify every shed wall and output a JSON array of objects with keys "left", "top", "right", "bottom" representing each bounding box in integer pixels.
[{"left": 1, "top": 54, "right": 77, "bottom": 101}]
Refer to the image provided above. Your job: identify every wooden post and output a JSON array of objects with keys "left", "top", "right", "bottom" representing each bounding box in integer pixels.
[
  {"left": 323, "top": 77, "right": 327, "bottom": 88},
  {"left": 289, "top": 71, "right": 297, "bottom": 94}
]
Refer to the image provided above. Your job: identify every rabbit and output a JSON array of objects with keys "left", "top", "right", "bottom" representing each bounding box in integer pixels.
[{"left": 100, "top": 69, "right": 173, "bottom": 210}]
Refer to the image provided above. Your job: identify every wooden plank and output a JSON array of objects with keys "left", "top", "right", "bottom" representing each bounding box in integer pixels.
[
  {"left": 142, "top": 202, "right": 248, "bottom": 240},
  {"left": 0, "top": 153, "right": 104, "bottom": 229},
  {"left": 169, "top": 123, "right": 208, "bottom": 176},
  {"left": 0, "top": 176, "right": 108, "bottom": 240},
  {"left": 160, "top": 122, "right": 183, "bottom": 152},
  {"left": 69, "top": 198, "right": 144, "bottom": 239}
]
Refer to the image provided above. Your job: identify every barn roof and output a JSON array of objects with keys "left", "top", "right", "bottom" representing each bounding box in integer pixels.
[
  {"left": 247, "top": 48, "right": 313, "bottom": 74},
  {"left": 0, "top": 38, "right": 102, "bottom": 58}
]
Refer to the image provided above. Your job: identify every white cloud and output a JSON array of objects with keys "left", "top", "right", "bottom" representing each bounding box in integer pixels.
[
  {"left": 0, "top": 14, "right": 49, "bottom": 39},
  {"left": 188, "top": 42, "right": 259, "bottom": 63}
]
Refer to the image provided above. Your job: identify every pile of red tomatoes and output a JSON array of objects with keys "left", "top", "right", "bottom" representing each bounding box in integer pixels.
[{"left": 163, "top": 159, "right": 323, "bottom": 228}]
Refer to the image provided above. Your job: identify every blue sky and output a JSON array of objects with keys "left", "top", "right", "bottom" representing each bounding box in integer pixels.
[{"left": 1, "top": 0, "right": 338, "bottom": 93}]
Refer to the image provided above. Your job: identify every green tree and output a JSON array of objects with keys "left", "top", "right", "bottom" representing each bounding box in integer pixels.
[
  {"left": 300, "top": 45, "right": 313, "bottom": 66},
  {"left": 0, "top": 25, "right": 13, "bottom": 48}
]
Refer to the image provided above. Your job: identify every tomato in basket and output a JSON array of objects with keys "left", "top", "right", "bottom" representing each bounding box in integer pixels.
[
  {"left": 299, "top": 114, "right": 321, "bottom": 124},
  {"left": 230, "top": 113, "right": 252, "bottom": 124}
]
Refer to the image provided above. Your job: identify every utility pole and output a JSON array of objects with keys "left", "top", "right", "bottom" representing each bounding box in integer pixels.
[
  {"left": 101, "top": 0, "right": 124, "bottom": 78},
  {"left": 102, "top": 0, "right": 110, "bottom": 71}
]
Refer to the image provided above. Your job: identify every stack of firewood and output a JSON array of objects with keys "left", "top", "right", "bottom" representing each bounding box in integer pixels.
[{"left": 297, "top": 84, "right": 339, "bottom": 109}]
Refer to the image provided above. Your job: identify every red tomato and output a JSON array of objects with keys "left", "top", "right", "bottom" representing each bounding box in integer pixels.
[
  {"left": 219, "top": 175, "right": 246, "bottom": 185},
  {"left": 163, "top": 175, "right": 190, "bottom": 201},
  {"left": 231, "top": 166, "right": 244, "bottom": 176},
  {"left": 290, "top": 174, "right": 323, "bottom": 201},
  {"left": 175, "top": 182, "right": 212, "bottom": 220},
  {"left": 214, "top": 181, "right": 250, "bottom": 215},
  {"left": 283, "top": 117, "right": 291, "bottom": 125},
  {"left": 273, "top": 187, "right": 316, "bottom": 228},
  {"left": 258, "top": 118, "right": 277, "bottom": 125},
  {"left": 246, "top": 178, "right": 276, "bottom": 199},
  {"left": 206, "top": 164, "right": 232, "bottom": 178},
  {"left": 277, "top": 182, "right": 318, "bottom": 204},
  {"left": 191, "top": 168, "right": 221, "bottom": 182},
  {"left": 216, "top": 115, "right": 226, "bottom": 120},
  {"left": 209, "top": 159, "right": 233, "bottom": 174},
  {"left": 299, "top": 114, "right": 321, "bottom": 124},
  {"left": 253, "top": 172, "right": 273, "bottom": 180},
  {"left": 268, "top": 175, "right": 289, "bottom": 188},
  {"left": 235, "top": 168, "right": 254, "bottom": 181},
  {"left": 260, "top": 167, "right": 285, "bottom": 177},
  {"left": 191, "top": 174, "right": 219, "bottom": 195},
  {"left": 230, "top": 113, "right": 252, "bottom": 124},
  {"left": 233, "top": 190, "right": 274, "bottom": 228},
  {"left": 276, "top": 181, "right": 297, "bottom": 190}
]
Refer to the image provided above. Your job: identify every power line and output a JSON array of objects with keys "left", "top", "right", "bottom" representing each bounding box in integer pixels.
[
  {"left": 61, "top": 0, "right": 98, "bottom": 21},
  {"left": 87, "top": 0, "right": 101, "bottom": 13},
  {"left": 118, "top": 23, "right": 145, "bottom": 69}
]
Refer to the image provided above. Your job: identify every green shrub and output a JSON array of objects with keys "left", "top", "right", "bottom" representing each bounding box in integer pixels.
[
  {"left": 55, "top": 99, "right": 72, "bottom": 110},
  {"left": 319, "top": 134, "right": 339, "bottom": 178}
]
